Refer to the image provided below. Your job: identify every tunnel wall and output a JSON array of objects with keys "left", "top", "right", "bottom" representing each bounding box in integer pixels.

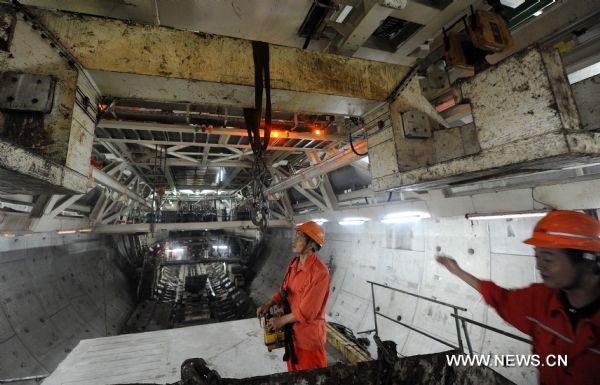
[
  {"left": 0, "top": 232, "right": 135, "bottom": 382},
  {"left": 250, "top": 215, "right": 542, "bottom": 385}
]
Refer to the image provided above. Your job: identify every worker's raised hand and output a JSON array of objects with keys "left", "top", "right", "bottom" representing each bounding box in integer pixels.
[{"left": 436, "top": 255, "right": 462, "bottom": 275}]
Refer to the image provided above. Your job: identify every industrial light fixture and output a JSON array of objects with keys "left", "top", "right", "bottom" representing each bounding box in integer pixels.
[
  {"left": 381, "top": 211, "right": 431, "bottom": 224},
  {"left": 212, "top": 245, "right": 228, "bottom": 250},
  {"left": 57, "top": 229, "right": 77, "bottom": 235},
  {"left": 78, "top": 228, "right": 92, "bottom": 233},
  {"left": 330, "top": 4, "right": 353, "bottom": 23},
  {"left": 339, "top": 217, "right": 369, "bottom": 226},
  {"left": 215, "top": 168, "right": 225, "bottom": 185},
  {"left": 312, "top": 218, "right": 329, "bottom": 225},
  {"left": 465, "top": 210, "right": 549, "bottom": 221}
]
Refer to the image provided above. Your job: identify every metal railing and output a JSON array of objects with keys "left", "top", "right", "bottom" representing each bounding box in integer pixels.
[
  {"left": 362, "top": 280, "right": 531, "bottom": 356},
  {"left": 0, "top": 375, "right": 47, "bottom": 384},
  {"left": 450, "top": 313, "right": 532, "bottom": 352}
]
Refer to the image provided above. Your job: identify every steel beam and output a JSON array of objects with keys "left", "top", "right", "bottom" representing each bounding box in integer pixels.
[
  {"left": 33, "top": 9, "right": 410, "bottom": 111},
  {"left": 162, "top": 259, "right": 242, "bottom": 266},
  {"left": 101, "top": 206, "right": 126, "bottom": 224},
  {"left": 89, "top": 193, "right": 108, "bottom": 222},
  {"left": 92, "top": 168, "right": 151, "bottom": 208},
  {"left": 320, "top": 175, "right": 339, "bottom": 211},
  {"left": 572, "top": 73, "right": 600, "bottom": 132},
  {"left": 97, "top": 120, "right": 345, "bottom": 142},
  {"left": 164, "top": 165, "right": 177, "bottom": 190},
  {"left": 292, "top": 185, "right": 328, "bottom": 212},
  {"left": 265, "top": 140, "right": 367, "bottom": 194},
  {"left": 334, "top": 0, "right": 399, "bottom": 56},
  {"left": 47, "top": 194, "right": 84, "bottom": 219},
  {"left": 201, "top": 137, "right": 211, "bottom": 169},
  {"left": 93, "top": 219, "right": 291, "bottom": 234},
  {"left": 100, "top": 141, "right": 153, "bottom": 192},
  {"left": 102, "top": 161, "right": 127, "bottom": 176},
  {"left": 281, "top": 192, "right": 295, "bottom": 217},
  {"left": 96, "top": 137, "right": 311, "bottom": 153},
  {"left": 132, "top": 158, "right": 252, "bottom": 168}
]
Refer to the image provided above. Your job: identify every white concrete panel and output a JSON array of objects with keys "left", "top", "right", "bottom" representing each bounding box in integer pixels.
[
  {"left": 426, "top": 195, "right": 476, "bottom": 219},
  {"left": 326, "top": 263, "right": 347, "bottom": 315},
  {"left": 330, "top": 289, "right": 371, "bottom": 331},
  {"left": 401, "top": 328, "right": 454, "bottom": 357},
  {"left": 377, "top": 249, "right": 425, "bottom": 291},
  {"left": 49, "top": 306, "right": 93, "bottom": 343},
  {"left": 383, "top": 221, "right": 425, "bottom": 252},
  {"left": 0, "top": 335, "right": 48, "bottom": 378},
  {"left": 480, "top": 329, "right": 537, "bottom": 385},
  {"left": 0, "top": 307, "right": 14, "bottom": 342},
  {"left": 157, "top": 0, "right": 310, "bottom": 48},
  {"left": 0, "top": 233, "right": 134, "bottom": 380},
  {"left": 536, "top": 179, "right": 600, "bottom": 210},
  {"left": 490, "top": 253, "right": 537, "bottom": 290},
  {"left": 472, "top": 189, "right": 543, "bottom": 214},
  {"left": 488, "top": 218, "right": 539, "bottom": 256},
  {"left": 375, "top": 289, "right": 418, "bottom": 346},
  {"left": 421, "top": 217, "right": 491, "bottom": 305},
  {"left": 27, "top": 252, "right": 71, "bottom": 315},
  {"left": 43, "top": 318, "right": 287, "bottom": 385}
]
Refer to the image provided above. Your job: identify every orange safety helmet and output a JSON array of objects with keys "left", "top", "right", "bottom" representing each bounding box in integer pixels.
[
  {"left": 523, "top": 210, "right": 600, "bottom": 252},
  {"left": 295, "top": 221, "right": 325, "bottom": 247}
]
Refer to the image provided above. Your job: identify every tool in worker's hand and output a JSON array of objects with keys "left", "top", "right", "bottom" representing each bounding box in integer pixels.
[{"left": 260, "top": 304, "right": 286, "bottom": 352}]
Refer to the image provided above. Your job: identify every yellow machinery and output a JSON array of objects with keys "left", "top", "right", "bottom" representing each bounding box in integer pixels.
[
  {"left": 444, "top": 7, "right": 513, "bottom": 70},
  {"left": 467, "top": 10, "right": 513, "bottom": 52},
  {"left": 260, "top": 305, "right": 286, "bottom": 352}
]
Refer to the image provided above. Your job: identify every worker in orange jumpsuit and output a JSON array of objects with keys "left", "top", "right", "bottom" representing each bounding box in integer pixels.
[
  {"left": 437, "top": 210, "right": 599, "bottom": 385},
  {"left": 256, "top": 221, "right": 330, "bottom": 371}
]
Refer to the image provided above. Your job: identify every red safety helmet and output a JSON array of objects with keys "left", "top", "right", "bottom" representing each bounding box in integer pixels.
[
  {"left": 295, "top": 221, "right": 325, "bottom": 247},
  {"left": 523, "top": 210, "right": 600, "bottom": 252}
]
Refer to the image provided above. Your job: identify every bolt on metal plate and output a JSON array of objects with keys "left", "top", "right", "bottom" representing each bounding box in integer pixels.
[
  {"left": 401, "top": 110, "right": 432, "bottom": 139},
  {"left": 0, "top": 72, "right": 56, "bottom": 113}
]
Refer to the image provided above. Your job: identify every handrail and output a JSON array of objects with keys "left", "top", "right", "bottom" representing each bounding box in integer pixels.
[
  {"left": 0, "top": 375, "right": 47, "bottom": 384},
  {"left": 367, "top": 280, "right": 532, "bottom": 358},
  {"left": 367, "top": 281, "right": 467, "bottom": 311},
  {"left": 377, "top": 312, "right": 459, "bottom": 350},
  {"left": 450, "top": 313, "right": 532, "bottom": 345},
  {"left": 368, "top": 280, "right": 466, "bottom": 353}
]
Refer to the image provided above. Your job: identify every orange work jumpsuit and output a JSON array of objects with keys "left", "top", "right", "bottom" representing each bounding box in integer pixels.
[
  {"left": 480, "top": 281, "right": 599, "bottom": 385},
  {"left": 272, "top": 253, "right": 330, "bottom": 371}
]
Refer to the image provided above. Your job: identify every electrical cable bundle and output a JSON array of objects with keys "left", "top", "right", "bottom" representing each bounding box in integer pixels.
[{"left": 243, "top": 41, "right": 273, "bottom": 232}]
